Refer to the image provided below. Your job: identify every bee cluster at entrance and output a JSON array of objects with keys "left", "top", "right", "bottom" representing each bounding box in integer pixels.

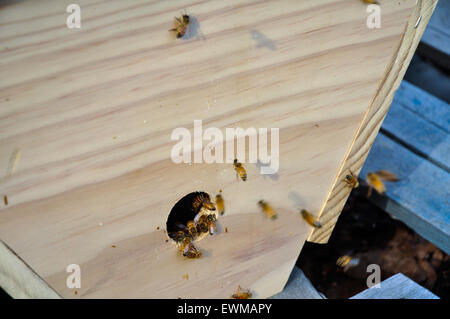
[{"left": 166, "top": 192, "right": 218, "bottom": 259}]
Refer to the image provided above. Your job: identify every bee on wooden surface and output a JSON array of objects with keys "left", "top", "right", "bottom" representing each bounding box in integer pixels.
[
  {"left": 192, "top": 193, "right": 216, "bottom": 212},
  {"left": 207, "top": 214, "right": 216, "bottom": 235},
  {"left": 186, "top": 220, "right": 198, "bottom": 239},
  {"left": 363, "top": 0, "right": 379, "bottom": 4},
  {"left": 215, "top": 194, "right": 225, "bottom": 215},
  {"left": 366, "top": 170, "right": 399, "bottom": 197},
  {"left": 169, "top": 14, "right": 190, "bottom": 39},
  {"left": 182, "top": 240, "right": 202, "bottom": 259},
  {"left": 336, "top": 255, "right": 360, "bottom": 270},
  {"left": 300, "top": 209, "right": 322, "bottom": 228},
  {"left": 233, "top": 159, "right": 247, "bottom": 181},
  {"left": 196, "top": 214, "right": 210, "bottom": 234},
  {"left": 231, "top": 286, "right": 252, "bottom": 299},
  {"left": 344, "top": 171, "right": 359, "bottom": 189},
  {"left": 169, "top": 230, "right": 186, "bottom": 243},
  {"left": 258, "top": 200, "right": 277, "bottom": 220}
]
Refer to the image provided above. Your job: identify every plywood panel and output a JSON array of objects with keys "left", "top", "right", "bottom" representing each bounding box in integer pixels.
[{"left": 0, "top": 0, "right": 433, "bottom": 298}]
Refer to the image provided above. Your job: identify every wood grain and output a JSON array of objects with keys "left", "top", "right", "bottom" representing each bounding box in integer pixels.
[
  {"left": 308, "top": 0, "right": 438, "bottom": 243},
  {"left": 350, "top": 273, "right": 439, "bottom": 299},
  {"left": 0, "top": 0, "right": 429, "bottom": 298}
]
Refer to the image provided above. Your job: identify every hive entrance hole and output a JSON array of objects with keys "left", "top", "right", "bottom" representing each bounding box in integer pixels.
[{"left": 166, "top": 191, "right": 211, "bottom": 241}]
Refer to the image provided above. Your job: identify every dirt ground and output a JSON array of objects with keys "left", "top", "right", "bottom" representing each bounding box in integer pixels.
[{"left": 297, "top": 187, "right": 449, "bottom": 299}]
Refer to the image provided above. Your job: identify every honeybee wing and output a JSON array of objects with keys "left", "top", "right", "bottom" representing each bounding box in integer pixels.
[
  {"left": 301, "top": 209, "right": 320, "bottom": 228},
  {"left": 209, "top": 222, "right": 215, "bottom": 235},
  {"left": 375, "top": 170, "right": 399, "bottom": 182},
  {"left": 175, "top": 222, "right": 185, "bottom": 229}
]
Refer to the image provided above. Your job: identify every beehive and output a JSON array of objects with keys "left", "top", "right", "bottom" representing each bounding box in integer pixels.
[{"left": 0, "top": 0, "right": 436, "bottom": 298}]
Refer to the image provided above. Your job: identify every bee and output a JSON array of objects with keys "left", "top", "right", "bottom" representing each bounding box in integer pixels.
[
  {"left": 192, "top": 193, "right": 216, "bottom": 212},
  {"left": 231, "top": 286, "right": 252, "bottom": 299},
  {"left": 182, "top": 239, "right": 202, "bottom": 259},
  {"left": 215, "top": 194, "right": 225, "bottom": 215},
  {"left": 366, "top": 172, "right": 385, "bottom": 196},
  {"left": 207, "top": 214, "right": 216, "bottom": 235},
  {"left": 344, "top": 171, "right": 359, "bottom": 188},
  {"left": 363, "top": 0, "right": 379, "bottom": 4},
  {"left": 258, "top": 200, "right": 277, "bottom": 220},
  {"left": 366, "top": 170, "right": 399, "bottom": 196},
  {"left": 300, "top": 209, "right": 322, "bottom": 228},
  {"left": 196, "top": 214, "right": 210, "bottom": 234},
  {"left": 168, "top": 230, "right": 186, "bottom": 243},
  {"left": 233, "top": 159, "right": 247, "bottom": 181},
  {"left": 186, "top": 220, "right": 198, "bottom": 239},
  {"left": 336, "top": 255, "right": 359, "bottom": 268},
  {"left": 169, "top": 14, "right": 190, "bottom": 39}
]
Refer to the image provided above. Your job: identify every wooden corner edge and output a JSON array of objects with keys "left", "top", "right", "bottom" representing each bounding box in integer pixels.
[
  {"left": 0, "top": 240, "right": 61, "bottom": 299},
  {"left": 307, "top": 0, "right": 439, "bottom": 244}
]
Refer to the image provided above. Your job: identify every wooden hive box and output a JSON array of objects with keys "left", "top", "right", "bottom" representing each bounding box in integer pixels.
[{"left": 0, "top": 0, "right": 437, "bottom": 298}]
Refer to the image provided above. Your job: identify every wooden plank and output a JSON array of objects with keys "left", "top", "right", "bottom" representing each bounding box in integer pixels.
[
  {"left": 0, "top": 0, "right": 433, "bottom": 298},
  {"left": 350, "top": 273, "right": 439, "bottom": 299},
  {"left": 420, "top": 0, "right": 450, "bottom": 59},
  {"left": 308, "top": 0, "right": 438, "bottom": 243},
  {"left": 381, "top": 81, "right": 450, "bottom": 171},
  {"left": 394, "top": 81, "right": 450, "bottom": 133},
  {"left": 403, "top": 55, "right": 450, "bottom": 105},
  {"left": 270, "top": 266, "right": 324, "bottom": 299},
  {"left": 0, "top": 240, "right": 60, "bottom": 299},
  {"left": 360, "top": 133, "right": 450, "bottom": 254}
]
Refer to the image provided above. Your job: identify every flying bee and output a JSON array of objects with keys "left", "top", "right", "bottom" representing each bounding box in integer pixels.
[
  {"left": 231, "top": 286, "right": 252, "bottom": 299},
  {"left": 366, "top": 172, "right": 385, "bottom": 196},
  {"left": 366, "top": 170, "right": 399, "bottom": 197},
  {"left": 207, "top": 214, "right": 216, "bottom": 235},
  {"left": 169, "top": 14, "right": 190, "bottom": 39},
  {"left": 258, "top": 200, "right": 277, "bottom": 220},
  {"left": 216, "top": 194, "right": 225, "bottom": 215},
  {"left": 336, "top": 255, "right": 360, "bottom": 270},
  {"left": 182, "top": 240, "right": 202, "bottom": 259},
  {"left": 300, "top": 209, "right": 322, "bottom": 228},
  {"left": 344, "top": 171, "right": 359, "bottom": 188},
  {"left": 234, "top": 159, "right": 247, "bottom": 181},
  {"left": 192, "top": 193, "right": 216, "bottom": 213}
]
